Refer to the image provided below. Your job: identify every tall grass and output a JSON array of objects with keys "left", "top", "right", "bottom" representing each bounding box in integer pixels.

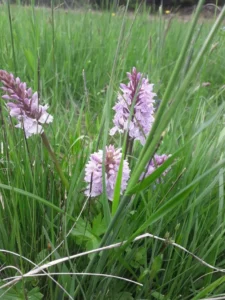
[{"left": 0, "top": 2, "right": 225, "bottom": 299}]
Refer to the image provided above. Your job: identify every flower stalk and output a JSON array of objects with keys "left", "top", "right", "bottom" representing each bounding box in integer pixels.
[
  {"left": 41, "top": 132, "right": 69, "bottom": 191},
  {"left": 0, "top": 70, "right": 69, "bottom": 190}
]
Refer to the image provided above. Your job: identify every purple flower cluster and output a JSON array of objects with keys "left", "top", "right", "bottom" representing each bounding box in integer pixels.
[
  {"left": 84, "top": 67, "right": 171, "bottom": 199},
  {"left": 84, "top": 145, "right": 130, "bottom": 200},
  {"left": 110, "top": 67, "right": 156, "bottom": 145},
  {"left": 0, "top": 70, "right": 53, "bottom": 138},
  {"left": 140, "top": 154, "right": 170, "bottom": 180},
  {"left": 0, "top": 68, "right": 170, "bottom": 200}
]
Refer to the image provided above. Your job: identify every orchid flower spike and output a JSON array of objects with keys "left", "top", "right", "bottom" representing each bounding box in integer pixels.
[
  {"left": 110, "top": 67, "right": 156, "bottom": 145},
  {"left": 84, "top": 145, "right": 130, "bottom": 200},
  {"left": 0, "top": 70, "right": 53, "bottom": 138}
]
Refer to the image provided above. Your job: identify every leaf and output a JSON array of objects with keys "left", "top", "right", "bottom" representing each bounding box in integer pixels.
[
  {"left": 150, "top": 255, "right": 163, "bottom": 280},
  {"left": 135, "top": 246, "right": 146, "bottom": 266},
  {"left": 23, "top": 49, "right": 35, "bottom": 73},
  {"left": 35, "top": 249, "right": 49, "bottom": 264},
  {"left": 72, "top": 218, "right": 94, "bottom": 241},
  {"left": 86, "top": 237, "right": 100, "bottom": 251},
  {"left": 132, "top": 158, "right": 225, "bottom": 237},
  {"left": 0, "top": 183, "right": 76, "bottom": 222},
  {"left": 151, "top": 291, "right": 169, "bottom": 300},
  {"left": 112, "top": 153, "right": 124, "bottom": 215},
  {"left": 217, "top": 127, "right": 225, "bottom": 145},
  {"left": 192, "top": 276, "right": 225, "bottom": 300},
  {"left": 27, "top": 287, "right": 43, "bottom": 300},
  {"left": 0, "top": 283, "right": 43, "bottom": 300},
  {"left": 92, "top": 214, "right": 106, "bottom": 236},
  {"left": 72, "top": 218, "right": 102, "bottom": 256}
]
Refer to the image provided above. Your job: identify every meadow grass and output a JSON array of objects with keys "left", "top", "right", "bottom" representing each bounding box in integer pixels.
[{"left": 0, "top": 2, "right": 225, "bottom": 299}]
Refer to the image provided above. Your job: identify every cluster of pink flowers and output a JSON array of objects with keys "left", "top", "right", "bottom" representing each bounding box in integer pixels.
[
  {"left": 140, "top": 154, "right": 170, "bottom": 180},
  {"left": 84, "top": 145, "right": 130, "bottom": 200},
  {"left": 110, "top": 67, "right": 156, "bottom": 145},
  {"left": 0, "top": 68, "right": 170, "bottom": 201},
  {"left": 0, "top": 70, "right": 53, "bottom": 138},
  {"left": 84, "top": 67, "right": 170, "bottom": 200}
]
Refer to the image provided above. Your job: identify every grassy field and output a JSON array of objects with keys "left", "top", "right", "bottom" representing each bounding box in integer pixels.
[{"left": 1, "top": 2, "right": 225, "bottom": 299}]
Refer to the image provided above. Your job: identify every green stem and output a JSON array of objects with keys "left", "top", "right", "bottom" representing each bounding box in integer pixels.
[
  {"left": 51, "top": 0, "right": 55, "bottom": 70},
  {"left": 7, "top": 0, "right": 17, "bottom": 75},
  {"left": 41, "top": 132, "right": 69, "bottom": 190}
]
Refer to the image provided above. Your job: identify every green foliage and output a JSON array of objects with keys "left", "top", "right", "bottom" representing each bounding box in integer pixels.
[
  {"left": 0, "top": 283, "right": 43, "bottom": 300},
  {"left": 1, "top": 2, "right": 225, "bottom": 300},
  {"left": 72, "top": 214, "right": 107, "bottom": 252}
]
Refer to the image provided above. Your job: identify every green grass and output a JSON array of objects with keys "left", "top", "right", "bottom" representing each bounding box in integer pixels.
[{"left": 1, "top": 2, "right": 225, "bottom": 299}]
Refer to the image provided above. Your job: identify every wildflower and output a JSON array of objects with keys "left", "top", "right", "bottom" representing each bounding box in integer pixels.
[
  {"left": 112, "top": 13, "right": 116, "bottom": 16},
  {"left": 110, "top": 67, "right": 156, "bottom": 145},
  {"left": 140, "top": 154, "right": 170, "bottom": 180},
  {"left": 84, "top": 145, "right": 130, "bottom": 200},
  {"left": 165, "top": 10, "right": 171, "bottom": 14},
  {"left": 0, "top": 70, "right": 53, "bottom": 138}
]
